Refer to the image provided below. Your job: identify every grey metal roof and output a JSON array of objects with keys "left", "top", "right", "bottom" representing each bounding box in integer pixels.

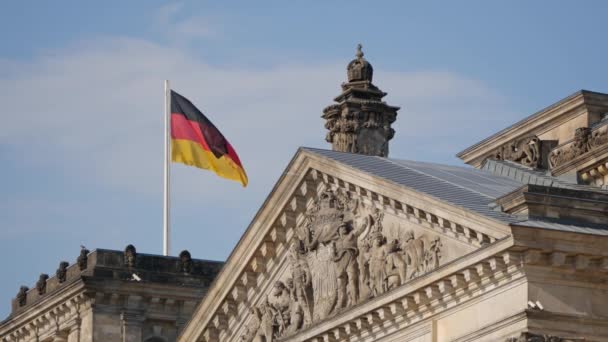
[
  {"left": 480, "top": 159, "right": 603, "bottom": 192},
  {"left": 512, "top": 220, "right": 608, "bottom": 236},
  {"left": 303, "top": 147, "right": 608, "bottom": 235}
]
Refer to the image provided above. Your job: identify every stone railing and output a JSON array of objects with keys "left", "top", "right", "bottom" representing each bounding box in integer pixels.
[{"left": 9, "top": 246, "right": 223, "bottom": 315}]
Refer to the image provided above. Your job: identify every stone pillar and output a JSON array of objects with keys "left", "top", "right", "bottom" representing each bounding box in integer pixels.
[
  {"left": 67, "top": 318, "right": 81, "bottom": 342},
  {"left": 120, "top": 311, "right": 144, "bottom": 342},
  {"left": 52, "top": 333, "right": 68, "bottom": 342}
]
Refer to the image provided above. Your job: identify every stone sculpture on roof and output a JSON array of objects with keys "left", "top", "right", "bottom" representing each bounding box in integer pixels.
[{"left": 322, "top": 44, "right": 399, "bottom": 157}]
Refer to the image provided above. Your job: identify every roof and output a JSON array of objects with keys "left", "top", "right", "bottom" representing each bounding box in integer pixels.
[
  {"left": 480, "top": 159, "right": 598, "bottom": 191},
  {"left": 303, "top": 147, "right": 608, "bottom": 235}
]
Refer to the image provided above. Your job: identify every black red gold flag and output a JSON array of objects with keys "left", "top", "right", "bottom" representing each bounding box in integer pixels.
[{"left": 170, "top": 90, "right": 248, "bottom": 187}]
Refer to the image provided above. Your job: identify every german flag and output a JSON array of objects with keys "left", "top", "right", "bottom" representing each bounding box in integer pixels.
[{"left": 170, "top": 90, "right": 248, "bottom": 187}]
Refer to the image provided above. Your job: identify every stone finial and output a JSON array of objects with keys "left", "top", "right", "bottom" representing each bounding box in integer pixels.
[
  {"left": 17, "top": 286, "right": 28, "bottom": 307},
  {"left": 347, "top": 44, "right": 373, "bottom": 82},
  {"left": 124, "top": 244, "right": 137, "bottom": 268},
  {"left": 78, "top": 247, "right": 90, "bottom": 271},
  {"left": 36, "top": 274, "right": 49, "bottom": 295},
  {"left": 56, "top": 261, "right": 69, "bottom": 283},
  {"left": 179, "top": 250, "right": 193, "bottom": 274},
  {"left": 323, "top": 46, "right": 399, "bottom": 157},
  {"left": 355, "top": 43, "right": 364, "bottom": 58}
]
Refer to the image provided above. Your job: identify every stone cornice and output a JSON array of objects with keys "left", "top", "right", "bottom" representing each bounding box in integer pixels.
[
  {"left": 179, "top": 149, "right": 515, "bottom": 342},
  {"left": 458, "top": 90, "right": 608, "bottom": 167},
  {"left": 0, "top": 281, "right": 88, "bottom": 342}
]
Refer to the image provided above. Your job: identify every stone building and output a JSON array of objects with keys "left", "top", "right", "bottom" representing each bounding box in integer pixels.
[
  {"left": 3, "top": 46, "right": 608, "bottom": 341},
  {"left": 0, "top": 246, "right": 222, "bottom": 341},
  {"left": 178, "top": 47, "right": 608, "bottom": 341}
]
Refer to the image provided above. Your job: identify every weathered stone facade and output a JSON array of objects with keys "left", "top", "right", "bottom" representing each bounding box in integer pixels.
[{"left": 0, "top": 246, "right": 222, "bottom": 342}]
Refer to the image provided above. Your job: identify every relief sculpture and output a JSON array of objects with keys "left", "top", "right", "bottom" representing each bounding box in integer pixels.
[
  {"left": 494, "top": 135, "right": 541, "bottom": 168},
  {"left": 241, "top": 187, "right": 443, "bottom": 340},
  {"left": 549, "top": 127, "right": 608, "bottom": 168}
]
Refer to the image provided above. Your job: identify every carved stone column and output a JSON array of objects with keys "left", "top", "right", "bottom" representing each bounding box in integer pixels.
[{"left": 120, "top": 311, "right": 144, "bottom": 342}]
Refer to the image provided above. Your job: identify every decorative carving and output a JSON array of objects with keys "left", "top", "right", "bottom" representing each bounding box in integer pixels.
[
  {"left": 16, "top": 286, "right": 28, "bottom": 307},
  {"left": 287, "top": 243, "right": 313, "bottom": 327},
  {"left": 322, "top": 45, "right": 399, "bottom": 157},
  {"left": 124, "top": 244, "right": 137, "bottom": 269},
  {"left": 56, "top": 261, "right": 69, "bottom": 283},
  {"left": 242, "top": 187, "right": 444, "bottom": 340},
  {"left": 495, "top": 135, "right": 541, "bottom": 168},
  {"left": 506, "top": 332, "right": 584, "bottom": 342},
  {"left": 36, "top": 274, "right": 49, "bottom": 295},
  {"left": 347, "top": 44, "right": 373, "bottom": 82},
  {"left": 550, "top": 126, "right": 608, "bottom": 168},
  {"left": 78, "top": 247, "right": 90, "bottom": 271},
  {"left": 179, "top": 250, "right": 193, "bottom": 274}
]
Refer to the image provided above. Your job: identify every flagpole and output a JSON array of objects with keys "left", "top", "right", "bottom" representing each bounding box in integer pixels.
[{"left": 163, "top": 80, "right": 171, "bottom": 256}]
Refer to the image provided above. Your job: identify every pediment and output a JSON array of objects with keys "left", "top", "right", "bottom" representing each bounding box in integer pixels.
[{"left": 179, "top": 149, "right": 512, "bottom": 342}]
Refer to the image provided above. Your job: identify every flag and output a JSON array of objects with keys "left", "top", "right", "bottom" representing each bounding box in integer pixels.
[{"left": 170, "top": 90, "right": 248, "bottom": 187}]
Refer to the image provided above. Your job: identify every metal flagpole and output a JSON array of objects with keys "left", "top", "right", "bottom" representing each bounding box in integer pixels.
[{"left": 163, "top": 80, "right": 171, "bottom": 256}]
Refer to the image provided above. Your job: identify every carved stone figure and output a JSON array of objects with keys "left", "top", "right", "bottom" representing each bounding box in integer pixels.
[
  {"left": 495, "top": 135, "right": 541, "bottom": 168},
  {"left": 124, "top": 244, "right": 137, "bottom": 268},
  {"left": 56, "top": 261, "right": 69, "bottom": 283},
  {"left": 402, "top": 230, "right": 425, "bottom": 280},
  {"left": 385, "top": 240, "right": 407, "bottom": 290},
  {"left": 322, "top": 45, "right": 399, "bottom": 157},
  {"left": 287, "top": 243, "right": 313, "bottom": 326},
  {"left": 16, "top": 286, "right": 28, "bottom": 307},
  {"left": 423, "top": 237, "right": 443, "bottom": 273},
  {"left": 550, "top": 126, "right": 608, "bottom": 168},
  {"left": 78, "top": 247, "right": 90, "bottom": 271},
  {"left": 368, "top": 232, "right": 389, "bottom": 296},
  {"left": 268, "top": 281, "right": 291, "bottom": 337},
  {"left": 240, "top": 307, "right": 262, "bottom": 342},
  {"left": 332, "top": 221, "right": 365, "bottom": 309},
  {"left": 284, "top": 279, "right": 304, "bottom": 335},
  {"left": 179, "top": 250, "right": 193, "bottom": 274},
  {"left": 298, "top": 188, "right": 359, "bottom": 322},
  {"left": 36, "top": 274, "right": 49, "bottom": 295},
  {"left": 257, "top": 301, "right": 275, "bottom": 342}
]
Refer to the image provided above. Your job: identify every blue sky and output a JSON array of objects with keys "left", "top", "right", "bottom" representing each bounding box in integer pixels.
[{"left": 1, "top": 1, "right": 607, "bottom": 318}]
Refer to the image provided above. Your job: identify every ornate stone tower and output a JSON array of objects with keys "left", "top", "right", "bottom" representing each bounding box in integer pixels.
[{"left": 322, "top": 44, "right": 400, "bottom": 157}]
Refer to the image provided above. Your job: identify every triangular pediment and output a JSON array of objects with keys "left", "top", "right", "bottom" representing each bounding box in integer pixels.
[{"left": 179, "top": 149, "right": 513, "bottom": 342}]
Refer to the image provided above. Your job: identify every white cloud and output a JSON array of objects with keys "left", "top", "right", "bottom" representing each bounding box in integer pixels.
[
  {"left": 0, "top": 36, "right": 517, "bottom": 218},
  {"left": 155, "top": 3, "right": 218, "bottom": 43}
]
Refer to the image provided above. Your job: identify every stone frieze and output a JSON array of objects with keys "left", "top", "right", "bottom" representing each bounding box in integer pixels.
[
  {"left": 494, "top": 135, "right": 542, "bottom": 168},
  {"left": 549, "top": 126, "right": 608, "bottom": 168},
  {"left": 240, "top": 188, "right": 443, "bottom": 341}
]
